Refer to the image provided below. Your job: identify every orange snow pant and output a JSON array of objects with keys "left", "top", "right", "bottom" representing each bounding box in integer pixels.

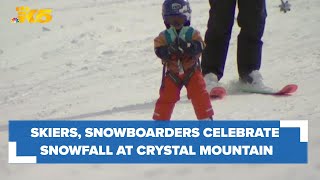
[{"left": 153, "top": 69, "right": 214, "bottom": 120}]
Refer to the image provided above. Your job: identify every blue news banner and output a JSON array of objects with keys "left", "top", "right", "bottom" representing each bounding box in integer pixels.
[{"left": 8, "top": 120, "right": 308, "bottom": 164}]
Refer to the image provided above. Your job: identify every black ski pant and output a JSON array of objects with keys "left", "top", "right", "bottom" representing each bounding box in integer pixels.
[{"left": 201, "top": 0, "right": 267, "bottom": 80}]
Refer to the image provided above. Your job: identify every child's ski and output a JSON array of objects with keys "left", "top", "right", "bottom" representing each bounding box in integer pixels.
[{"left": 209, "top": 86, "right": 227, "bottom": 99}]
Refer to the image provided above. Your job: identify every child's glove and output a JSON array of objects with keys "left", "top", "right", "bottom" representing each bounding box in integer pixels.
[
  {"left": 155, "top": 41, "right": 183, "bottom": 62},
  {"left": 155, "top": 46, "right": 171, "bottom": 61},
  {"left": 168, "top": 41, "right": 184, "bottom": 56},
  {"left": 178, "top": 38, "right": 204, "bottom": 57}
]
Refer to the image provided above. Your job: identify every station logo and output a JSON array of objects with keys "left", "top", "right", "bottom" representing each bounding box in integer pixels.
[{"left": 12, "top": 6, "right": 52, "bottom": 24}]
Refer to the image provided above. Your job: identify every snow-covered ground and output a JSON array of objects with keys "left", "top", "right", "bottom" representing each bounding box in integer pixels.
[{"left": 1, "top": 0, "right": 319, "bottom": 179}]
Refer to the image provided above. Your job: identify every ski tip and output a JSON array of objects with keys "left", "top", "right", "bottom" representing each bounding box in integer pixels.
[{"left": 276, "top": 84, "right": 298, "bottom": 95}]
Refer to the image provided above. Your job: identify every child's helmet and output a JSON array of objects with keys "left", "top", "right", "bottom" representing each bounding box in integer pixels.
[{"left": 162, "top": 0, "right": 192, "bottom": 28}]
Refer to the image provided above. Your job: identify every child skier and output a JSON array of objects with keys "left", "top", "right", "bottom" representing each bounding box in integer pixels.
[{"left": 152, "top": 0, "right": 214, "bottom": 120}]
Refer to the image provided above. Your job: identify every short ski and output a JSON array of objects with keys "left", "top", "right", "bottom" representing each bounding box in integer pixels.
[{"left": 209, "top": 86, "right": 227, "bottom": 99}]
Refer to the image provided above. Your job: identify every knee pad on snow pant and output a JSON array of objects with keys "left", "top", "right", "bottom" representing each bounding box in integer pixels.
[
  {"left": 153, "top": 76, "right": 181, "bottom": 120},
  {"left": 186, "top": 70, "right": 214, "bottom": 119}
]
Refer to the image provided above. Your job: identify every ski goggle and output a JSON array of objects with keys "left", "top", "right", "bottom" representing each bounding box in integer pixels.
[{"left": 164, "top": 15, "right": 186, "bottom": 27}]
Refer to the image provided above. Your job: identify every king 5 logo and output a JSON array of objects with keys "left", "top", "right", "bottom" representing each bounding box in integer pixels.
[{"left": 15, "top": 6, "right": 52, "bottom": 23}]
